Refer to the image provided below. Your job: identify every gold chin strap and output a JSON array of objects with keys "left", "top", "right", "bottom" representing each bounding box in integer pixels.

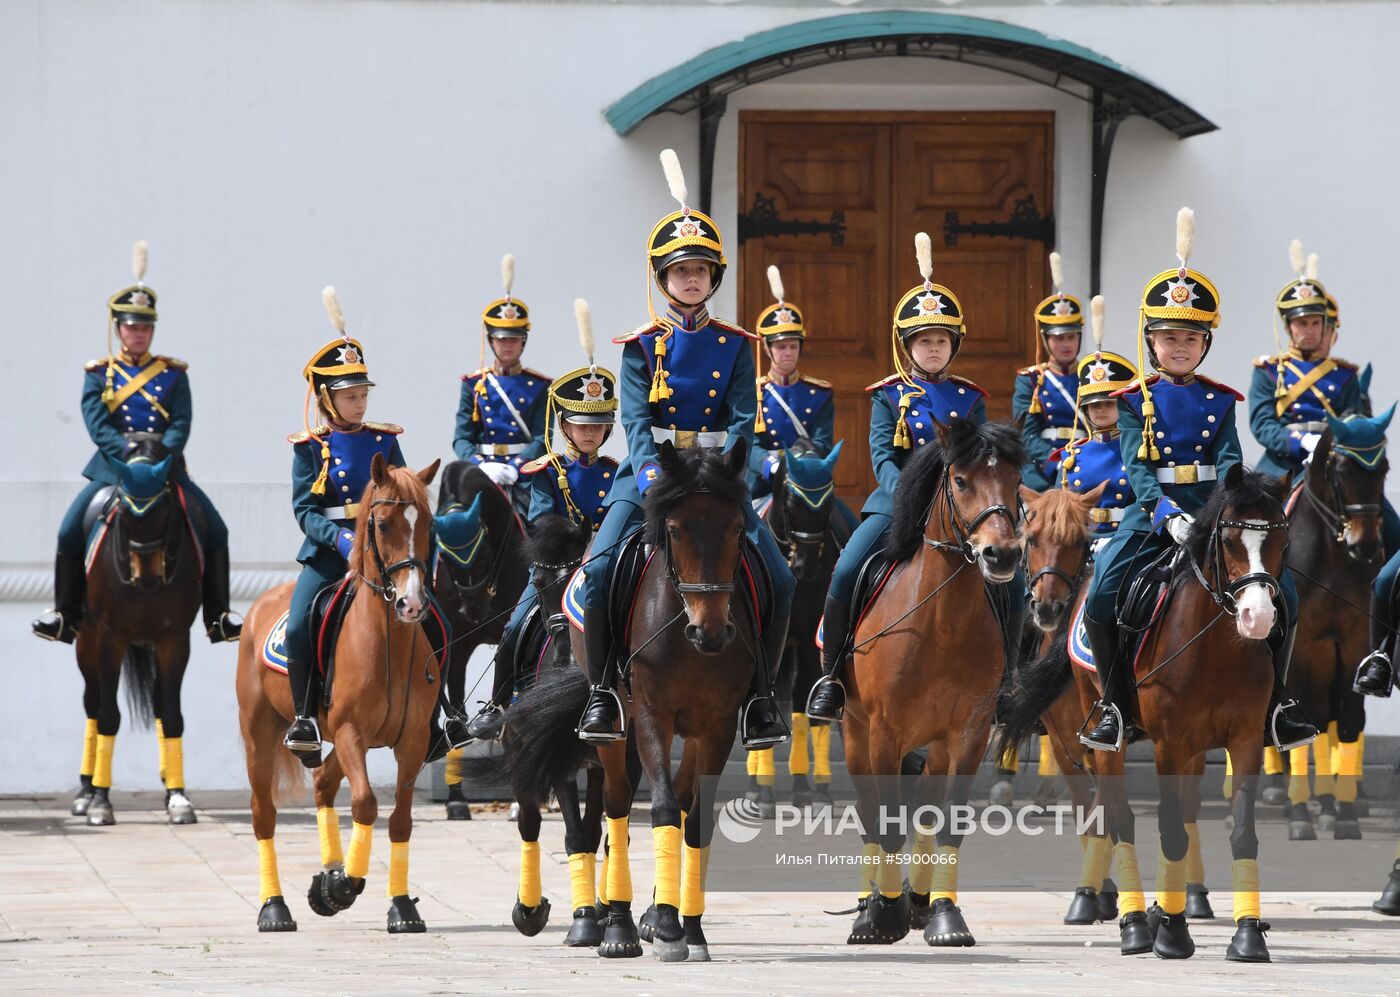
[
  {"left": 1028, "top": 321, "right": 1046, "bottom": 415},
  {"left": 1134, "top": 307, "right": 1161, "bottom": 462}
]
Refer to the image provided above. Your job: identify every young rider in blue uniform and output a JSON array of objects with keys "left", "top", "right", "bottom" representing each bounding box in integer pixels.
[
  {"left": 1013, "top": 252, "right": 1084, "bottom": 491},
  {"left": 454, "top": 255, "right": 551, "bottom": 518},
  {"left": 575, "top": 150, "right": 793, "bottom": 749},
  {"left": 33, "top": 241, "right": 239, "bottom": 646},
  {"left": 466, "top": 300, "right": 620, "bottom": 741},
  {"left": 805, "top": 233, "right": 992, "bottom": 721},
  {"left": 282, "top": 289, "right": 408, "bottom": 766},
  {"left": 1079, "top": 210, "right": 1316, "bottom": 753}
]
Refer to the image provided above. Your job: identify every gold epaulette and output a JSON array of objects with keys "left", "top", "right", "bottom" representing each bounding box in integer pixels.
[
  {"left": 522, "top": 367, "right": 551, "bottom": 381},
  {"left": 84, "top": 357, "right": 111, "bottom": 372},
  {"left": 799, "top": 374, "right": 832, "bottom": 389},
  {"left": 946, "top": 373, "right": 989, "bottom": 398},
  {"left": 520, "top": 454, "right": 554, "bottom": 475},
  {"left": 361, "top": 421, "right": 404, "bottom": 434},
  {"left": 1331, "top": 356, "right": 1359, "bottom": 371},
  {"left": 1252, "top": 353, "right": 1284, "bottom": 368},
  {"left": 157, "top": 355, "right": 188, "bottom": 370},
  {"left": 613, "top": 321, "right": 664, "bottom": 345},
  {"left": 865, "top": 373, "right": 904, "bottom": 392},
  {"left": 707, "top": 316, "right": 759, "bottom": 341},
  {"left": 1016, "top": 363, "right": 1045, "bottom": 377},
  {"left": 288, "top": 424, "right": 331, "bottom": 444}
]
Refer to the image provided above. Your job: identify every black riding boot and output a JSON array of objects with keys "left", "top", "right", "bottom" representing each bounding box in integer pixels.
[
  {"left": 1354, "top": 590, "right": 1396, "bottom": 697},
  {"left": 283, "top": 657, "right": 322, "bottom": 768},
  {"left": 741, "top": 613, "right": 791, "bottom": 750},
  {"left": 467, "top": 630, "right": 522, "bottom": 741},
  {"left": 805, "top": 596, "right": 851, "bottom": 721},
  {"left": 1080, "top": 614, "right": 1142, "bottom": 752},
  {"left": 578, "top": 604, "right": 625, "bottom": 742},
  {"left": 31, "top": 551, "right": 85, "bottom": 644},
  {"left": 1266, "top": 623, "right": 1317, "bottom": 752},
  {"left": 202, "top": 543, "right": 242, "bottom": 643}
]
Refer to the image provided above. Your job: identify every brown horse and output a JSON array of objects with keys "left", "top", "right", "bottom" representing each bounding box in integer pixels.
[
  {"left": 72, "top": 440, "right": 203, "bottom": 827},
  {"left": 236, "top": 454, "right": 441, "bottom": 933},
  {"left": 840, "top": 419, "right": 1024, "bottom": 946}
]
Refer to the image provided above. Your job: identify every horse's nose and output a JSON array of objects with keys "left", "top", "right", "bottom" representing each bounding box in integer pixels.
[
  {"left": 684, "top": 621, "right": 737, "bottom": 654},
  {"left": 1349, "top": 539, "right": 1383, "bottom": 563},
  {"left": 396, "top": 594, "right": 425, "bottom": 622},
  {"left": 1031, "top": 598, "right": 1066, "bottom": 631},
  {"left": 981, "top": 544, "right": 1019, "bottom": 576}
]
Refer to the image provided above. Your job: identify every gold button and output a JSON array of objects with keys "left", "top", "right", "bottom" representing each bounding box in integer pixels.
[
  {"left": 338, "top": 471, "right": 346, "bottom": 478},
  {"left": 708, "top": 389, "right": 717, "bottom": 397},
  {"left": 603, "top": 471, "right": 611, "bottom": 479},
  {"left": 711, "top": 371, "right": 721, "bottom": 379},
  {"left": 598, "top": 490, "right": 606, "bottom": 497},
  {"left": 704, "top": 408, "right": 711, "bottom": 415},
  {"left": 668, "top": 406, "right": 677, "bottom": 414},
  {"left": 334, "top": 458, "right": 342, "bottom": 465},
  {"left": 718, "top": 336, "right": 727, "bottom": 344}
]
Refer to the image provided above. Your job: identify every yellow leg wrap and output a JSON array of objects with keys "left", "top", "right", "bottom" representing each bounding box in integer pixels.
[
  {"left": 858, "top": 841, "right": 879, "bottom": 897},
  {"left": 346, "top": 821, "right": 373, "bottom": 880},
  {"left": 1264, "top": 746, "right": 1284, "bottom": 776},
  {"left": 1334, "top": 739, "right": 1361, "bottom": 804},
  {"left": 93, "top": 733, "right": 116, "bottom": 789},
  {"left": 605, "top": 816, "right": 632, "bottom": 903},
  {"left": 1185, "top": 823, "right": 1205, "bottom": 884},
  {"left": 1231, "top": 858, "right": 1260, "bottom": 922},
  {"left": 444, "top": 747, "right": 465, "bottom": 787},
  {"left": 756, "top": 748, "right": 776, "bottom": 786},
  {"left": 79, "top": 718, "right": 98, "bottom": 778},
  {"left": 998, "top": 742, "right": 1020, "bottom": 772},
  {"left": 877, "top": 849, "right": 903, "bottom": 899},
  {"left": 811, "top": 724, "right": 832, "bottom": 783},
  {"left": 1288, "top": 746, "right": 1311, "bottom": 804},
  {"left": 163, "top": 737, "right": 185, "bottom": 792},
  {"left": 930, "top": 845, "right": 959, "bottom": 903},
  {"left": 156, "top": 719, "right": 167, "bottom": 785},
  {"left": 1313, "top": 727, "right": 1335, "bottom": 797},
  {"left": 518, "top": 840, "right": 542, "bottom": 907},
  {"left": 680, "top": 844, "right": 709, "bottom": 917},
  {"left": 598, "top": 850, "right": 610, "bottom": 905},
  {"left": 652, "top": 825, "right": 683, "bottom": 908},
  {"left": 789, "top": 713, "right": 810, "bottom": 776},
  {"left": 746, "top": 750, "right": 759, "bottom": 777},
  {"left": 1114, "top": 842, "right": 1146, "bottom": 914},
  {"left": 1223, "top": 752, "right": 1234, "bottom": 800},
  {"left": 387, "top": 841, "right": 409, "bottom": 897},
  {"left": 1093, "top": 833, "right": 1114, "bottom": 887},
  {"left": 1079, "top": 836, "right": 1112, "bottom": 890},
  {"left": 317, "top": 807, "right": 344, "bottom": 867},
  {"left": 1156, "top": 854, "right": 1186, "bottom": 915},
  {"left": 908, "top": 832, "right": 936, "bottom": 895},
  {"left": 258, "top": 838, "right": 281, "bottom": 903},
  {"left": 1037, "top": 735, "right": 1059, "bottom": 777},
  {"left": 568, "top": 852, "right": 596, "bottom": 912}
]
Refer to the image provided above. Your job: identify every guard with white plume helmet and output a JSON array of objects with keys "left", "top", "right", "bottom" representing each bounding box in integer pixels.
[
  {"left": 1079, "top": 208, "right": 1316, "bottom": 759},
  {"left": 1014, "top": 251, "right": 1086, "bottom": 490},
  {"left": 33, "top": 241, "right": 241, "bottom": 648}
]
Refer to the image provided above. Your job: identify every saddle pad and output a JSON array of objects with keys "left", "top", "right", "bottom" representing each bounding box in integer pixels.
[
  {"left": 562, "top": 546, "right": 660, "bottom": 637},
  {"left": 261, "top": 610, "right": 292, "bottom": 674},
  {"left": 1067, "top": 592, "right": 1167, "bottom": 676},
  {"left": 1284, "top": 480, "right": 1305, "bottom": 517},
  {"left": 261, "top": 577, "right": 355, "bottom": 677}
]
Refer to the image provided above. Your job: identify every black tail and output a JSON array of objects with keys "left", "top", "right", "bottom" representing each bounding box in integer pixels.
[
  {"left": 465, "top": 666, "right": 592, "bottom": 806},
  {"left": 990, "top": 627, "right": 1074, "bottom": 763},
  {"left": 122, "top": 644, "right": 159, "bottom": 728}
]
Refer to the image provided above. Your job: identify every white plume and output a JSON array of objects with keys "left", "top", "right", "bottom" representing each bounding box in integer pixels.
[
  {"left": 767, "top": 265, "right": 785, "bottom": 303},
  {"left": 659, "top": 148, "right": 688, "bottom": 208},
  {"left": 1307, "top": 253, "right": 1320, "bottom": 281},
  {"left": 1049, "top": 251, "right": 1064, "bottom": 294},
  {"left": 575, "top": 298, "right": 594, "bottom": 363},
  {"left": 915, "top": 232, "right": 933, "bottom": 282},
  {"left": 502, "top": 253, "right": 515, "bottom": 297},
  {"left": 322, "top": 286, "right": 346, "bottom": 334},
  {"left": 1091, "top": 294, "right": 1106, "bottom": 350},
  {"left": 1175, "top": 207, "right": 1195, "bottom": 264},
  {"left": 132, "top": 240, "right": 149, "bottom": 282},
  {"left": 1288, "top": 238, "right": 1306, "bottom": 276}
]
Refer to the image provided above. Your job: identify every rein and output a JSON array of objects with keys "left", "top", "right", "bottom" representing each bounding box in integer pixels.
[
  {"left": 1301, "top": 446, "right": 1384, "bottom": 545},
  {"left": 110, "top": 485, "right": 181, "bottom": 587},
  {"left": 769, "top": 471, "right": 833, "bottom": 566},
  {"left": 361, "top": 497, "right": 429, "bottom": 603}
]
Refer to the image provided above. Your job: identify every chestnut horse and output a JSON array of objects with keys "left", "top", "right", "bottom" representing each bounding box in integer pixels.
[{"left": 236, "top": 454, "right": 441, "bottom": 934}]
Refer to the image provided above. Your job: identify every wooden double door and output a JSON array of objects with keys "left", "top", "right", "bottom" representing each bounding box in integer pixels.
[{"left": 738, "top": 111, "right": 1054, "bottom": 502}]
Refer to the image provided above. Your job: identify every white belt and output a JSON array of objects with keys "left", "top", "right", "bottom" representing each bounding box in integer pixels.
[
  {"left": 1040, "top": 426, "right": 1077, "bottom": 441},
  {"left": 1088, "top": 506, "right": 1126, "bottom": 524},
  {"left": 1155, "top": 464, "right": 1217, "bottom": 485},
  {"left": 323, "top": 502, "right": 359, "bottom": 522},
  {"left": 478, "top": 443, "right": 525, "bottom": 457},
  {"left": 652, "top": 428, "right": 726, "bottom": 449},
  {"left": 1286, "top": 421, "right": 1328, "bottom": 434}
]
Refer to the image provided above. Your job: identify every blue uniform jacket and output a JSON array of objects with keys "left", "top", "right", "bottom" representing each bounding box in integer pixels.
[
  {"left": 1248, "top": 349, "right": 1361, "bottom": 481},
  {"left": 290, "top": 423, "right": 406, "bottom": 566},
  {"left": 81, "top": 353, "right": 192, "bottom": 484},
  {"left": 1012, "top": 362, "right": 1080, "bottom": 487},
  {"left": 1047, "top": 431, "right": 1136, "bottom": 535},
  {"left": 608, "top": 305, "right": 757, "bottom": 503},
  {"left": 522, "top": 452, "right": 619, "bottom": 531},
  {"left": 862, "top": 372, "right": 988, "bottom": 517},
  {"left": 453, "top": 365, "right": 550, "bottom": 468},
  {"left": 748, "top": 372, "right": 835, "bottom": 482}
]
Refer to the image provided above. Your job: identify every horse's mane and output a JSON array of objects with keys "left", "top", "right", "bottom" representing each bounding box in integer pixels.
[
  {"left": 1183, "top": 466, "right": 1287, "bottom": 564},
  {"left": 524, "top": 513, "right": 590, "bottom": 566},
  {"left": 1025, "top": 487, "right": 1092, "bottom": 547},
  {"left": 350, "top": 464, "right": 430, "bottom": 572},
  {"left": 644, "top": 446, "right": 749, "bottom": 544},
  {"left": 887, "top": 420, "right": 1026, "bottom": 563}
]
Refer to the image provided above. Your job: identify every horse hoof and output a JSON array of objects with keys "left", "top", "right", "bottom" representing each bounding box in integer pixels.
[
  {"left": 1119, "top": 911, "right": 1152, "bottom": 955},
  {"left": 1334, "top": 819, "right": 1362, "bottom": 841},
  {"left": 637, "top": 902, "right": 659, "bottom": 942},
  {"left": 564, "top": 906, "right": 603, "bottom": 947},
  {"left": 813, "top": 784, "right": 835, "bottom": 811},
  {"left": 924, "top": 897, "right": 974, "bottom": 947},
  {"left": 1356, "top": 794, "right": 1371, "bottom": 818},
  {"left": 1185, "top": 884, "right": 1214, "bottom": 920},
  {"left": 989, "top": 779, "right": 1014, "bottom": 808},
  {"left": 1373, "top": 866, "right": 1400, "bottom": 915},
  {"left": 1288, "top": 820, "right": 1317, "bottom": 841},
  {"left": 257, "top": 896, "right": 297, "bottom": 932},
  {"left": 70, "top": 789, "right": 94, "bottom": 817},
  {"left": 166, "top": 791, "right": 197, "bottom": 825},
  {"left": 756, "top": 785, "right": 777, "bottom": 820},
  {"left": 387, "top": 894, "right": 427, "bottom": 934},
  {"left": 1261, "top": 785, "right": 1288, "bottom": 807},
  {"left": 791, "top": 775, "right": 815, "bottom": 809},
  {"left": 86, "top": 800, "right": 115, "bottom": 827},
  {"left": 1097, "top": 882, "right": 1119, "bottom": 922},
  {"left": 1316, "top": 813, "right": 1336, "bottom": 832},
  {"left": 1152, "top": 910, "right": 1195, "bottom": 959},
  {"left": 1064, "top": 887, "right": 1101, "bottom": 925},
  {"left": 743, "top": 778, "right": 761, "bottom": 804},
  {"left": 687, "top": 943, "right": 711, "bottom": 962},
  {"left": 907, "top": 886, "right": 932, "bottom": 931},
  {"left": 511, "top": 896, "right": 551, "bottom": 937},
  {"left": 1224, "top": 917, "right": 1271, "bottom": 962},
  {"left": 651, "top": 903, "right": 687, "bottom": 962},
  {"left": 310, "top": 868, "right": 364, "bottom": 915},
  {"left": 598, "top": 903, "right": 642, "bottom": 959},
  {"left": 847, "top": 892, "right": 910, "bottom": 945},
  {"left": 683, "top": 914, "right": 710, "bottom": 961},
  {"left": 445, "top": 799, "right": 473, "bottom": 821}
]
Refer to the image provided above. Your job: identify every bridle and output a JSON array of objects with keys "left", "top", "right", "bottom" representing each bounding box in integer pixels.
[
  {"left": 1302, "top": 440, "right": 1385, "bottom": 546},
  {"left": 1023, "top": 513, "right": 1091, "bottom": 604},
  {"left": 925, "top": 464, "right": 1020, "bottom": 561},
  {"left": 361, "top": 497, "right": 429, "bottom": 603},
  {"left": 771, "top": 473, "right": 833, "bottom": 566},
  {"left": 437, "top": 504, "right": 515, "bottom": 602},
  {"left": 112, "top": 480, "right": 179, "bottom": 587},
  {"left": 1187, "top": 510, "right": 1289, "bottom": 617}
]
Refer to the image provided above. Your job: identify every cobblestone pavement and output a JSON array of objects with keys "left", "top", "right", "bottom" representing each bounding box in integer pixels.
[{"left": 1, "top": 791, "right": 1397, "bottom": 995}]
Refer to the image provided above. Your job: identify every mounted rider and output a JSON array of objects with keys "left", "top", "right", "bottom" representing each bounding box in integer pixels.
[
  {"left": 574, "top": 149, "right": 793, "bottom": 749},
  {"left": 806, "top": 232, "right": 995, "bottom": 721},
  {"left": 466, "top": 300, "right": 620, "bottom": 741},
  {"left": 1013, "top": 252, "right": 1084, "bottom": 491},
  {"left": 1078, "top": 209, "right": 1316, "bottom": 754},
  {"left": 454, "top": 255, "right": 550, "bottom": 518},
  {"left": 281, "top": 289, "right": 408, "bottom": 766},
  {"left": 32, "top": 241, "right": 239, "bottom": 646}
]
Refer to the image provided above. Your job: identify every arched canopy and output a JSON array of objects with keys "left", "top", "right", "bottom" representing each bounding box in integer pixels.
[{"left": 604, "top": 11, "right": 1215, "bottom": 139}]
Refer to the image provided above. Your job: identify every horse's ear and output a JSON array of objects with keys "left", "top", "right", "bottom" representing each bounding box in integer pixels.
[
  {"left": 933, "top": 417, "right": 953, "bottom": 447},
  {"left": 1275, "top": 472, "right": 1293, "bottom": 498},
  {"left": 1081, "top": 481, "right": 1109, "bottom": 507},
  {"left": 1018, "top": 484, "right": 1040, "bottom": 508},
  {"left": 1223, "top": 462, "right": 1244, "bottom": 490},
  {"left": 1378, "top": 402, "right": 1397, "bottom": 433},
  {"left": 657, "top": 440, "right": 679, "bottom": 470},
  {"left": 417, "top": 458, "right": 442, "bottom": 487},
  {"left": 152, "top": 456, "right": 174, "bottom": 483},
  {"left": 371, "top": 451, "right": 390, "bottom": 485},
  {"left": 728, "top": 436, "right": 749, "bottom": 476},
  {"left": 825, "top": 439, "right": 844, "bottom": 469}
]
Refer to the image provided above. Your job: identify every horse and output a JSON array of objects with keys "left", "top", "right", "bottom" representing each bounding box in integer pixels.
[
  {"left": 71, "top": 439, "right": 203, "bottom": 827},
  {"left": 236, "top": 454, "right": 442, "bottom": 933},
  {"left": 838, "top": 418, "right": 1024, "bottom": 947},
  {"left": 752, "top": 443, "right": 847, "bottom": 813},
  {"left": 1281, "top": 409, "right": 1392, "bottom": 840},
  {"left": 432, "top": 460, "right": 530, "bottom": 817}
]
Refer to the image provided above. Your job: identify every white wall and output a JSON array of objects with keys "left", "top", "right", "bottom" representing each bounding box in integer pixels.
[{"left": 4, "top": 1, "right": 1399, "bottom": 791}]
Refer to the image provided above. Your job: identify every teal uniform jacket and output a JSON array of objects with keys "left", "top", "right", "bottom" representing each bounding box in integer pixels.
[
  {"left": 748, "top": 372, "right": 835, "bottom": 484},
  {"left": 521, "top": 452, "right": 619, "bottom": 531},
  {"left": 1248, "top": 349, "right": 1362, "bottom": 482},
  {"left": 1046, "top": 431, "right": 1136, "bottom": 536},
  {"left": 1012, "top": 362, "right": 1080, "bottom": 490},
  {"left": 453, "top": 365, "right": 550, "bottom": 467}
]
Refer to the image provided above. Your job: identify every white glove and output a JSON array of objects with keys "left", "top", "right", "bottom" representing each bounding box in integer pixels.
[
  {"left": 1300, "top": 433, "right": 1321, "bottom": 456},
  {"left": 1090, "top": 536, "right": 1109, "bottom": 558},
  {"left": 1166, "top": 513, "right": 1194, "bottom": 545},
  {"left": 482, "top": 462, "right": 519, "bottom": 488}
]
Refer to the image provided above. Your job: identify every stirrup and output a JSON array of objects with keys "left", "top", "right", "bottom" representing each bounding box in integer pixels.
[
  {"left": 206, "top": 611, "right": 244, "bottom": 643},
  {"left": 804, "top": 676, "right": 846, "bottom": 721},
  {"left": 283, "top": 716, "right": 322, "bottom": 753},
  {"left": 1268, "top": 701, "right": 1317, "bottom": 753},
  {"left": 1078, "top": 701, "right": 1125, "bottom": 753},
  {"left": 577, "top": 686, "right": 626, "bottom": 744},
  {"left": 740, "top": 696, "right": 791, "bottom": 750},
  {"left": 1353, "top": 650, "right": 1394, "bottom": 697}
]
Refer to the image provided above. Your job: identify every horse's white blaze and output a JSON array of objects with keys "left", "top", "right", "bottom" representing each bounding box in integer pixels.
[
  {"left": 1235, "top": 520, "right": 1276, "bottom": 640},
  {"left": 399, "top": 505, "right": 425, "bottom": 617}
]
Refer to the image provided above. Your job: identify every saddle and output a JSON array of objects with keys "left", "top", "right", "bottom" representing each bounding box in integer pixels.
[
  {"left": 815, "top": 547, "right": 895, "bottom": 652},
  {"left": 262, "top": 579, "right": 357, "bottom": 705},
  {"left": 1068, "top": 546, "right": 1178, "bottom": 675}
]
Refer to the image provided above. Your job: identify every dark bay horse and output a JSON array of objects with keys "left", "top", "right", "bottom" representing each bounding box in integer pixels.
[
  {"left": 72, "top": 441, "right": 202, "bottom": 827},
  {"left": 841, "top": 419, "right": 1024, "bottom": 947},
  {"left": 237, "top": 455, "right": 442, "bottom": 933},
  {"left": 1283, "top": 410, "right": 1391, "bottom": 840}
]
